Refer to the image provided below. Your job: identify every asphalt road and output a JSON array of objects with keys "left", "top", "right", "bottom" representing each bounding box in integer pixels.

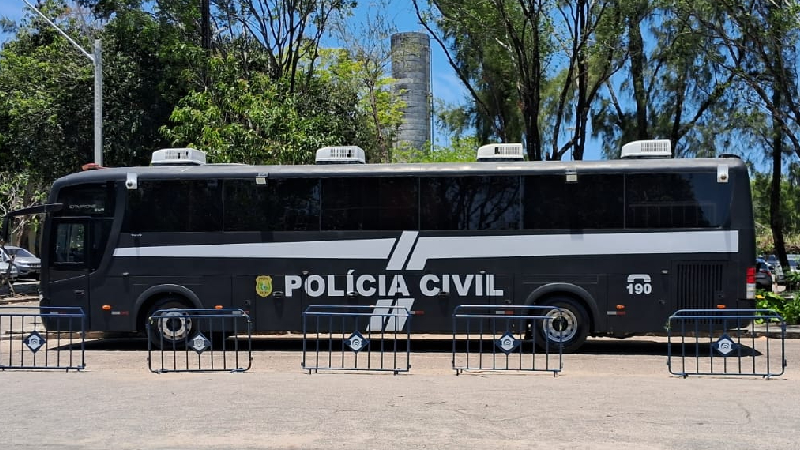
[{"left": 0, "top": 332, "right": 799, "bottom": 450}]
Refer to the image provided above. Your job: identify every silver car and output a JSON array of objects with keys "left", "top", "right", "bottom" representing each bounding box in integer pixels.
[
  {"left": 1, "top": 245, "right": 41, "bottom": 279},
  {"left": 0, "top": 260, "right": 19, "bottom": 281}
]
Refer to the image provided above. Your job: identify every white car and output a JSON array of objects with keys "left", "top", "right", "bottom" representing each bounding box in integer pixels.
[
  {"left": 0, "top": 261, "right": 19, "bottom": 281},
  {"left": 1, "top": 245, "right": 40, "bottom": 279}
]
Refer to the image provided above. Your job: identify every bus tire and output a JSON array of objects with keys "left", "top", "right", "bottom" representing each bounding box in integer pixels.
[
  {"left": 537, "top": 297, "right": 589, "bottom": 353},
  {"left": 146, "top": 297, "right": 195, "bottom": 349}
]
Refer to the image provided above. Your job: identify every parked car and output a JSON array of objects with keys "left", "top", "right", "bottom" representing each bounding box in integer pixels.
[
  {"left": 755, "top": 258, "right": 773, "bottom": 291},
  {"left": 787, "top": 254, "right": 800, "bottom": 273},
  {"left": 765, "top": 254, "right": 785, "bottom": 283},
  {"left": 0, "top": 260, "right": 19, "bottom": 281},
  {"left": 0, "top": 245, "right": 41, "bottom": 279}
]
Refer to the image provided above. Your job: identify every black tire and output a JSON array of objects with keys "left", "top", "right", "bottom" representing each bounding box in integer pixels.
[
  {"left": 536, "top": 297, "right": 590, "bottom": 353},
  {"left": 146, "top": 297, "right": 194, "bottom": 349}
]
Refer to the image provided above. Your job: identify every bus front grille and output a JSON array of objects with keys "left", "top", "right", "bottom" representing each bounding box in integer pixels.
[{"left": 676, "top": 263, "right": 724, "bottom": 310}]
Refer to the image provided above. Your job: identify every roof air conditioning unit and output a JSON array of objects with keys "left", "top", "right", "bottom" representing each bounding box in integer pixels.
[
  {"left": 476, "top": 143, "right": 524, "bottom": 162},
  {"left": 151, "top": 148, "right": 207, "bottom": 166},
  {"left": 620, "top": 139, "right": 672, "bottom": 159},
  {"left": 315, "top": 146, "right": 366, "bottom": 165}
]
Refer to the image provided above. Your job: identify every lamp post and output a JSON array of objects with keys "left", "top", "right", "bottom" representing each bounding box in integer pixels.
[{"left": 21, "top": 0, "right": 102, "bottom": 167}]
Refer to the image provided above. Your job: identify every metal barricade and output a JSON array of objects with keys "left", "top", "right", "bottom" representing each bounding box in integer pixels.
[
  {"left": 0, "top": 306, "right": 85, "bottom": 371},
  {"left": 452, "top": 305, "right": 562, "bottom": 375},
  {"left": 302, "top": 305, "right": 411, "bottom": 375},
  {"left": 147, "top": 308, "right": 252, "bottom": 373},
  {"left": 667, "top": 309, "right": 786, "bottom": 378}
]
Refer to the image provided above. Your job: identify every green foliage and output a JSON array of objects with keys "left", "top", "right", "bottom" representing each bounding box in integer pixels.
[
  {"left": 757, "top": 289, "right": 800, "bottom": 325},
  {"left": 318, "top": 48, "right": 405, "bottom": 162},
  {"left": 0, "top": 1, "right": 200, "bottom": 179},
  {"left": 162, "top": 54, "right": 367, "bottom": 164},
  {"left": 0, "top": 172, "right": 47, "bottom": 246},
  {"left": 784, "top": 271, "right": 800, "bottom": 291},
  {"left": 0, "top": 2, "right": 95, "bottom": 180},
  {"left": 752, "top": 171, "right": 800, "bottom": 253},
  {"left": 393, "top": 136, "right": 480, "bottom": 163}
]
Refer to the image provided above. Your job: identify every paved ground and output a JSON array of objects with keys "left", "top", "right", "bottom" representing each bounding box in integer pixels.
[
  {"left": 2, "top": 297, "right": 800, "bottom": 449},
  {"left": 0, "top": 327, "right": 799, "bottom": 449}
]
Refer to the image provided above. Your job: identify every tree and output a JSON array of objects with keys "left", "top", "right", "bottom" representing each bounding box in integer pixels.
[
  {"left": 413, "top": 0, "right": 547, "bottom": 159},
  {"left": 413, "top": 0, "right": 626, "bottom": 161},
  {"left": 591, "top": 0, "right": 739, "bottom": 159},
  {"left": 162, "top": 54, "right": 367, "bottom": 164},
  {"left": 0, "top": 172, "right": 47, "bottom": 251},
  {"left": 213, "top": 0, "right": 356, "bottom": 92},
  {"left": 393, "top": 136, "right": 479, "bottom": 163},
  {"left": 0, "top": 0, "right": 97, "bottom": 180},
  {"left": 328, "top": 2, "right": 406, "bottom": 162},
  {"left": 685, "top": 0, "right": 800, "bottom": 267}
]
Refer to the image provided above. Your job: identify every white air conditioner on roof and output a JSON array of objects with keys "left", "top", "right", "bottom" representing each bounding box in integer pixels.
[
  {"left": 476, "top": 143, "right": 524, "bottom": 162},
  {"left": 620, "top": 139, "right": 671, "bottom": 158},
  {"left": 315, "top": 146, "right": 366, "bottom": 165},
  {"left": 151, "top": 148, "right": 207, "bottom": 166}
]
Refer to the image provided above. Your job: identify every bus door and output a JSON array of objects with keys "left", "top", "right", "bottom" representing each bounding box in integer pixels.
[
  {"left": 48, "top": 218, "right": 91, "bottom": 312},
  {"left": 233, "top": 274, "right": 305, "bottom": 332},
  {"left": 611, "top": 268, "right": 670, "bottom": 333}
]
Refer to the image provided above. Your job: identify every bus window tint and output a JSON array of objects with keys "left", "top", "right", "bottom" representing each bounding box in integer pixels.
[
  {"left": 626, "top": 172, "right": 731, "bottom": 229},
  {"left": 56, "top": 182, "right": 115, "bottom": 217},
  {"left": 421, "top": 177, "right": 520, "bottom": 230},
  {"left": 224, "top": 178, "right": 320, "bottom": 232},
  {"left": 524, "top": 174, "right": 624, "bottom": 229},
  {"left": 125, "top": 180, "right": 223, "bottom": 232},
  {"left": 54, "top": 222, "right": 85, "bottom": 264},
  {"left": 321, "top": 178, "right": 417, "bottom": 231}
]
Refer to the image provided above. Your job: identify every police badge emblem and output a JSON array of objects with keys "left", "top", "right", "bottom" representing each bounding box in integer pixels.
[{"left": 256, "top": 275, "right": 273, "bottom": 297}]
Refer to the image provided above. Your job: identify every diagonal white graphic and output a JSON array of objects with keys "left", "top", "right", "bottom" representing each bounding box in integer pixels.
[
  {"left": 385, "top": 231, "right": 419, "bottom": 271},
  {"left": 366, "top": 298, "right": 415, "bottom": 332}
]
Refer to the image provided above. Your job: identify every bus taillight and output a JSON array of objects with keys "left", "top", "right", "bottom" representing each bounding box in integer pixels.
[{"left": 746, "top": 266, "right": 756, "bottom": 299}]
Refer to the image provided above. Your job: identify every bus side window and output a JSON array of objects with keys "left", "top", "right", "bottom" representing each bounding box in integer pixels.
[{"left": 54, "top": 223, "right": 86, "bottom": 265}]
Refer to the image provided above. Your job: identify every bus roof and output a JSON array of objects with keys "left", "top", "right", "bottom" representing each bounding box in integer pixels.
[{"left": 52, "top": 157, "right": 747, "bottom": 188}]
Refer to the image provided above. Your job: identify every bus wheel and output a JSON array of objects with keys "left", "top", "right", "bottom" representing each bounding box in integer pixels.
[
  {"left": 147, "top": 298, "right": 194, "bottom": 349},
  {"left": 538, "top": 297, "right": 589, "bottom": 353}
]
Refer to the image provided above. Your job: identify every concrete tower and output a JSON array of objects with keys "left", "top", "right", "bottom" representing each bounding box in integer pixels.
[{"left": 391, "top": 32, "right": 431, "bottom": 152}]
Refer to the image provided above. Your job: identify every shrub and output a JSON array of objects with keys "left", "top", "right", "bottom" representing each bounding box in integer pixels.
[{"left": 756, "top": 289, "right": 800, "bottom": 324}]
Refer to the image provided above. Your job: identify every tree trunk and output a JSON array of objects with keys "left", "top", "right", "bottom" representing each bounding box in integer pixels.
[
  {"left": 628, "top": 14, "right": 648, "bottom": 140},
  {"left": 770, "top": 89, "right": 787, "bottom": 270}
]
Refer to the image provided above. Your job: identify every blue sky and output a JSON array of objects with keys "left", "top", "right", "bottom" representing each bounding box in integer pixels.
[{"left": 1, "top": 0, "right": 604, "bottom": 160}]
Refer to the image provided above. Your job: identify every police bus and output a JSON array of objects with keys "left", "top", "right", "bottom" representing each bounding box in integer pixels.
[{"left": 5, "top": 140, "right": 756, "bottom": 352}]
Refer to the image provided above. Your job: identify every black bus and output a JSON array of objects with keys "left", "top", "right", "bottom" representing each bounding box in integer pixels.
[{"left": 12, "top": 142, "right": 756, "bottom": 351}]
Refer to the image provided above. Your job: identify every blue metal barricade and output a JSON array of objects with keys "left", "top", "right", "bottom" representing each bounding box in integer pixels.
[
  {"left": 667, "top": 309, "right": 786, "bottom": 378},
  {"left": 0, "top": 306, "right": 85, "bottom": 371},
  {"left": 452, "top": 305, "right": 562, "bottom": 375},
  {"left": 147, "top": 308, "right": 252, "bottom": 373},
  {"left": 302, "top": 305, "right": 411, "bottom": 375}
]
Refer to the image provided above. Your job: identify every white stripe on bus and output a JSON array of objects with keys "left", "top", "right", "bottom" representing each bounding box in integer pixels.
[
  {"left": 404, "top": 230, "right": 739, "bottom": 270},
  {"left": 113, "top": 230, "right": 738, "bottom": 271},
  {"left": 113, "top": 238, "right": 396, "bottom": 260},
  {"left": 385, "top": 231, "right": 419, "bottom": 271}
]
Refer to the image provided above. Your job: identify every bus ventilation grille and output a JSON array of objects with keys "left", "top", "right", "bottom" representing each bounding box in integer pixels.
[{"left": 676, "top": 263, "right": 724, "bottom": 311}]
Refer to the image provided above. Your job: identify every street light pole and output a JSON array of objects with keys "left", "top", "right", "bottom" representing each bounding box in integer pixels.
[
  {"left": 94, "top": 39, "right": 102, "bottom": 167},
  {"left": 21, "top": 0, "right": 103, "bottom": 166}
]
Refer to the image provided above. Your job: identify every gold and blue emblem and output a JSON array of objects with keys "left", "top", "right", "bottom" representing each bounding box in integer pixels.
[{"left": 256, "top": 275, "right": 273, "bottom": 297}]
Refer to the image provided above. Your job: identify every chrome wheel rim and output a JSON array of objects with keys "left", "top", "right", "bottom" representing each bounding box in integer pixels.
[
  {"left": 158, "top": 310, "right": 192, "bottom": 342},
  {"left": 545, "top": 308, "right": 577, "bottom": 343}
]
